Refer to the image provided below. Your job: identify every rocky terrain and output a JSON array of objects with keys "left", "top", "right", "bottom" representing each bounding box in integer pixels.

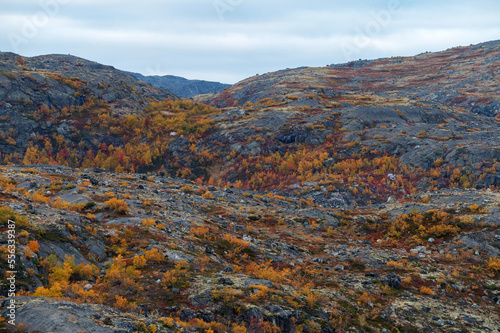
[
  {"left": 0, "top": 41, "right": 499, "bottom": 332},
  {"left": 203, "top": 40, "right": 499, "bottom": 116},
  {"left": 0, "top": 52, "right": 176, "bottom": 111},
  {"left": 130, "top": 73, "right": 230, "bottom": 98},
  {"left": 0, "top": 165, "right": 499, "bottom": 332}
]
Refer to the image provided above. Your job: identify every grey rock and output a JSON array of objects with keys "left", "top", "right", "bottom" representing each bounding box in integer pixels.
[
  {"left": 385, "top": 273, "right": 401, "bottom": 289},
  {"left": 217, "top": 277, "right": 234, "bottom": 285},
  {"left": 38, "top": 240, "right": 90, "bottom": 266},
  {"left": 164, "top": 249, "right": 194, "bottom": 262},
  {"left": 243, "top": 278, "right": 274, "bottom": 288},
  {"left": 0, "top": 297, "right": 146, "bottom": 333}
]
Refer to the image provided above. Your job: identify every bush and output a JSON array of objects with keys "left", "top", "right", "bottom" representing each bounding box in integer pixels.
[
  {"left": 486, "top": 257, "right": 500, "bottom": 273},
  {"left": 104, "top": 198, "right": 129, "bottom": 215},
  {"left": 27, "top": 240, "right": 40, "bottom": 253},
  {"left": 0, "top": 206, "right": 32, "bottom": 229},
  {"left": 419, "top": 286, "right": 435, "bottom": 295}
]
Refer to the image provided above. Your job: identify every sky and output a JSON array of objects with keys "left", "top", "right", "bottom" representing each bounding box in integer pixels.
[{"left": 0, "top": 0, "right": 499, "bottom": 84}]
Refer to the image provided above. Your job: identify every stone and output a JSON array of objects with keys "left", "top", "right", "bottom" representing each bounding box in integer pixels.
[
  {"left": 385, "top": 273, "right": 401, "bottom": 289},
  {"left": 217, "top": 277, "right": 234, "bottom": 285},
  {"left": 0, "top": 297, "right": 149, "bottom": 333}
]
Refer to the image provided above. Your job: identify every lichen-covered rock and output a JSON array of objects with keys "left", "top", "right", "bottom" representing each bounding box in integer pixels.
[
  {"left": 385, "top": 272, "right": 402, "bottom": 289},
  {"left": 0, "top": 297, "right": 165, "bottom": 333}
]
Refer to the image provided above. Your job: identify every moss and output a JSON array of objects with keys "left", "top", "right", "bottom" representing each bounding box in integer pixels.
[
  {"left": 84, "top": 202, "right": 96, "bottom": 210},
  {"left": 37, "top": 229, "right": 68, "bottom": 242}
]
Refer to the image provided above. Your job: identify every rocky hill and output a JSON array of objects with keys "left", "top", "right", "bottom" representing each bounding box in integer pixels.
[
  {"left": 130, "top": 72, "right": 230, "bottom": 98},
  {"left": 203, "top": 40, "right": 499, "bottom": 116},
  {"left": 0, "top": 41, "right": 500, "bottom": 332},
  {"left": 0, "top": 52, "right": 176, "bottom": 111},
  {"left": 0, "top": 52, "right": 181, "bottom": 171}
]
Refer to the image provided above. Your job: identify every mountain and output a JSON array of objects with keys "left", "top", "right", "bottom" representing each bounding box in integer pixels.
[
  {"left": 0, "top": 52, "right": 182, "bottom": 169},
  {"left": 130, "top": 72, "right": 231, "bottom": 98},
  {"left": 1, "top": 42, "right": 500, "bottom": 332},
  {"left": 203, "top": 40, "right": 499, "bottom": 115},
  {"left": 0, "top": 52, "right": 176, "bottom": 111}
]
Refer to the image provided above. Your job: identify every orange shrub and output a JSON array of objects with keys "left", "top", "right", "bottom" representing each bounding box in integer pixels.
[
  {"left": 359, "top": 292, "right": 374, "bottom": 304},
  {"left": 386, "top": 260, "right": 405, "bottom": 270},
  {"left": 249, "top": 284, "right": 269, "bottom": 302},
  {"left": 222, "top": 234, "right": 250, "bottom": 251},
  {"left": 114, "top": 295, "right": 128, "bottom": 311},
  {"left": 32, "top": 192, "right": 50, "bottom": 204},
  {"left": 469, "top": 203, "right": 479, "bottom": 212},
  {"left": 27, "top": 240, "right": 39, "bottom": 253},
  {"left": 191, "top": 226, "right": 209, "bottom": 238},
  {"left": 142, "top": 218, "right": 156, "bottom": 228},
  {"left": 201, "top": 191, "right": 214, "bottom": 199}
]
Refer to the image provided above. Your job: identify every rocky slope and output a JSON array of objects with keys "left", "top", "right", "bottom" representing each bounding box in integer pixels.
[
  {"left": 0, "top": 41, "right": 499, "bottom": 332},
  {"left": 130, "top": 72, "right": 230, "bottom": 98},
  {"left": 0, "top": 52, "right": 176, "bottom": 111},
  {"left": 0, "top": 52, "right": 181, "bottom": 170},
  {"left": 0, "top": 165, "right": 499, "bottom": 332},
  {"left": 203, "top": 40, "right": 499, "bottom": 116}
]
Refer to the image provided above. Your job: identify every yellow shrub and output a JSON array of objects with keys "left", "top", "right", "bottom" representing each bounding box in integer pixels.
[
  {"left": 419, "top": 286, "right": 435, "bottom": 295},
  {"left": 133, "top": 254, "right": 146, "bottom": 268},
  {"left": 486, "top": 257, "right": 500, "bottom": 273},
  {"left": 387, "top": 260, "right": 405, "bottom": 270},
  {"left": 181, "top": 185, "right": 193, "bottom": 193},
  {"left": 402, "top": 276, "right": 412, "bottom": 286},
  {"left": 212, "top": 287, "right": 242, "bottom": 303},
  {"left": 144, "top": 248, "right": 164, "bottom": 262},
  {"left": 104, "top": 198, "right": 129, "bottom": 215}
]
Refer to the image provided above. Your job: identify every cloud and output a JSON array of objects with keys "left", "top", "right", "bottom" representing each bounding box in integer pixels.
[{"left": 0, "top": 0, "right": 499, "bottom": 83}]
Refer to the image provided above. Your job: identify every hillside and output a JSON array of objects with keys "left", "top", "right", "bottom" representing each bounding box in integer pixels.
[
  {"left": 0, "top": 165, "right": 499, "bottom": 332},
  {"left": 203, "top": 40, "right": 499, "bottom": 116},
  {"left": 0, "top": 42, "right": 500, "bottom": 332},
  {"left": 130, "top": 72, "right": 230, "bottom": 98},
  {"left": 0, "top": 52, "right": 176, "bottom": 111}
]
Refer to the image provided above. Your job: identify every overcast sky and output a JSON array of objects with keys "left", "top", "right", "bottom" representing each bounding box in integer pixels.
[{"left": 1, "top": 0, "right": 499, "bottom": 83}]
